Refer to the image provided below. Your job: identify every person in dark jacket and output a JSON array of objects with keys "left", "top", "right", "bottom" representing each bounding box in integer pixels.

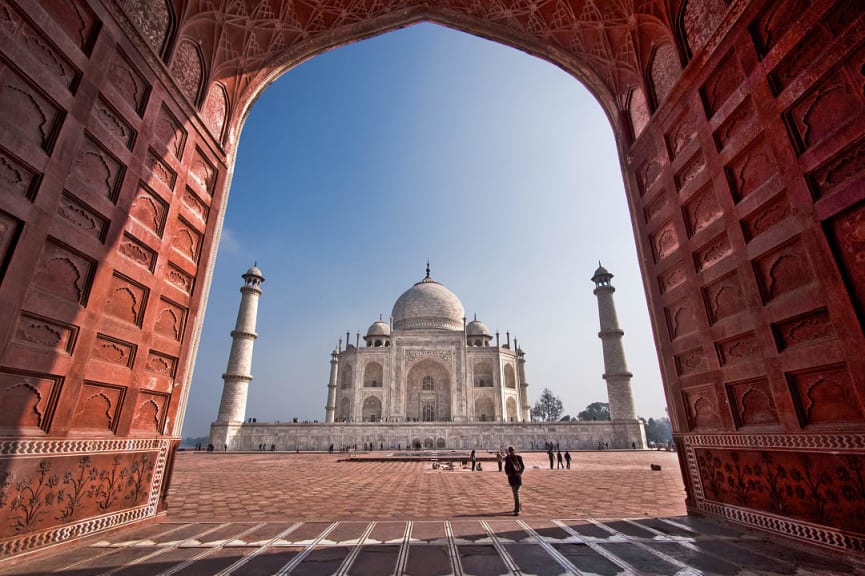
[{"left": 504, "top": 446, "right": 525, "bottom": 515}]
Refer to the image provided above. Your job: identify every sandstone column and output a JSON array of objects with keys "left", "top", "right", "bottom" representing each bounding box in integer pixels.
[
  {"left": 592, "top": 263, "right": 636, "bottom": 420},
  {"left": 215, "top": 265, "right": 265, "bottom": 424},
  {"left": 325, "top": 350, "right": 339, "bottom": 422}
]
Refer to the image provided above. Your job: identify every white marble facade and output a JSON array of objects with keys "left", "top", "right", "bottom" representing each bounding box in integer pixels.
[{"left": 326, "top": 267, "right": 530, "bottom": 424}]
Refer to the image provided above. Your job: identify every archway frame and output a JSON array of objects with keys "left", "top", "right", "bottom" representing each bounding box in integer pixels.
[{"left": 0, "top": 0, "right": 863, "bottom": 557}]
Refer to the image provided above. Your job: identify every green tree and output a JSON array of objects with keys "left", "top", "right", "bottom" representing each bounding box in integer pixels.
[
  {"left": 644, "top": 417, "right": 673, "bottom": 444},
  {"left": 531, "top": 388, "right": 564, "bottom": 422},
  {"left": 577, "top": 402, "right": 610, "bottom": 421}
]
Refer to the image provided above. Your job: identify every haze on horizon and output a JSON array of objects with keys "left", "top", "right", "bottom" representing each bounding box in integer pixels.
[{"left": 181, "top": 23, "right": 668, "bottom": 438}]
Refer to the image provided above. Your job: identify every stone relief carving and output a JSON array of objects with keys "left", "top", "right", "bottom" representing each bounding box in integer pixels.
[
  {"left": 108, "top": 51, "right": 148, "bottom": 114},
  {"left": 202, "top": 83, "right": 228, "bottom": 141},
  {"left": 58, "top": 193, "right": 107, "bottom": 242},
  {"left": 170, "top": 40, "right": 203, "bottom": 103},
  {"left": 14, "top": 313, "right": 77, "bottom": 354},
  {"left": 70, "top": 136, "right": 123, "bottom": 202},
  {"left": 145, "top": 150, "right": 176, "bottom": 190},
  {"left": 0, "top": 147, "right": 37, "bottom": 199},
  {"left": 405, "top": 350, "right": 453, "bottom": 363},
  {"left": 650, "top": 42, "right": 680, "bottom": 106},
  {"left": 130, "top": 186, "right": 167, "bottom": 236},
  {"left": 2, "top": 74, "right": 61, "bottom": 150},
  {"left": 683, "top": 0, "right": 728, "bottom": 57},
  {"left": 154, "top": 107, "right": 185, "bottom": 159},
  {"left": 118, "top": 234, "right": 155, "bottom": 271},
  {"left": 165, "top": 264, "right": 193, "bottom": 294},
  {"left": 122, "top": 0, "right": 170, "bottom": 55},
  {"left": 105, "top": 274, "right": 146, "bottom": 326}
]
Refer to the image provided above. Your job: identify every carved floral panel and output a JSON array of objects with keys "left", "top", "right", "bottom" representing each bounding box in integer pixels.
[
  {"left": 787, "top": 364, "right": 863, "bottom": 427},
  {"left": 695, "top": 449, "right": 865, "bottom": 535},
  {"left": 0, "top": 451, "right": 156, "bottom": 540},
  {"left": 104, "top": 273, "right": 148, "bottom": 326},
  {"left": 32, "top": 239, "right": 95, "bottom": 305},
  {"left": 13, "top": 312, "right": 78, "bottom": 354},
  {"left": 69, "top": 135, "right": 124, "bottom": 203}
]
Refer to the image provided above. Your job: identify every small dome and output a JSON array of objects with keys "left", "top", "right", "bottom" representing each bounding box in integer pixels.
[
  {"left": 593, "top": 264, "right": 609, "bottom": 277},
  {"left": 466, "top": 319, "right": 490, "bottom": 337},
  {"left": 392, "top": 275, "right": 465, "bottom": 331},
  {"left": 366, "top": 320, "right": 391, "bottom": 337},
  {"left": 244, "top": 265, "right": 263, "bottom": 278}
]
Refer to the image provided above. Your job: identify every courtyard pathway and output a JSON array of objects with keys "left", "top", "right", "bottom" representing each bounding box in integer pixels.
[{"left": 1, "top": 451, "right": 861, "bottom": 576}]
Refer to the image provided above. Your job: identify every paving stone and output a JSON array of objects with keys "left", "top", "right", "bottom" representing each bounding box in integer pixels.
[
  {"left": 505, "top": 543, "right": 568, "bottom": 576},
  {"left": 552, "top": 543, "right": 624, "bottom": 576},
  {"left": 349, "top": 545, "right": 401, "bottom": 576},
  {"left": 232, "top": 547, "right": 303, "bottom": 575},
  {"left": 600, "top": 542, "right": 678, "bottom": 575},
  {"left": 457, "top": 544, "right": 508, "bottom": 576},
  {"left": 403, "top": 545, "right": 452, "bottom": 576},
  {"left": 173, "top": 547, "right": 254, "bottom": 576},
  {"left": 289, "top": 546, "right": 351, "bottom": 576}
]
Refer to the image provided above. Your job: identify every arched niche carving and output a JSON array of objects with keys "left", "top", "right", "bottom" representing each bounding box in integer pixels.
[
  {"left": 122, "top": 0, "right": 175, "bottom": 59},
  {"left": 170, "top": 39, "right": 204, "bottom": 104},
  {"left": 202, "top": 82, "right": 229, "bottom": 143},
  {"left": 649, "top": 42, "right": 681, "bottom": 107},
  {"left": 679, "top": 0, "right": 728, "bottom": 59}
]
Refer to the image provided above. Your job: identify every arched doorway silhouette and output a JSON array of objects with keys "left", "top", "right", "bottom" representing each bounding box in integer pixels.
[{"left": 0, "top": 0, "right": 863, "bottom": 556}]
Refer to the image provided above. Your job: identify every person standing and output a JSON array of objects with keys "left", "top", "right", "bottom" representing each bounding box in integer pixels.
[
  {"left": 547, "top": 446, "right": 554, "bottom": 470},
  {"left": 470, "top": 449, "right": 477, "bottom": 471},
  {"left": 564, "top": 450, "right": 571, "bottom": 469},
  {"left": 504, "top": 446, "right": 524, "bottom": 515},
  {"left": 557, "top": 450, "right": 564, "bottom": 469},
  {"left": 496, "top": 450, "right": 503, "bottom": 472}
]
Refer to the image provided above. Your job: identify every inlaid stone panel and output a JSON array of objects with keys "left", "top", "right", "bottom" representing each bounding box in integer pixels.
[
  {"left": 118, "top": 233, "right": 156, "bottom": 272},
  {"left": 753, "top": 237, "right": 815, "bottom": 302},
  {"left": 13, "top": 312, "right": 78, "bottom": 354},
  {"left": 725, "top": 138, "right": 777, "bottom": 202},
  {"left": 71, "top": 381, "right": 125, "bottom": 431},
  {"left": 741, "top": 192, "right": 791, "bottom": 241},
  {"left": 826, "top": 201, "right": 865, "bottom": 324},
  {"left": 772, "top": 308, "right": 836, "bottom": 351},
  {"left": 715, "top": 332, "right": 760, "bottom": 366},
  {"left": 92, "top": 334, "right": 136, "bottom": 368},
  {"left": 42, "top": 0, "right": 99, "bottom": 53},
  {"left": 69, "top": 134, "right": 125, "bottom": 203},
  {"left": 130, "top": 391, "right": 168, "bottom": 432},
  {"left": 701, "top": 50, "right": 744, "bottom": 116},
  {"left": 107, "top": 49, "right": 149, "bottom": 115},
  {"left": 58, "top": 192, "right": 109, "bottom": 243},
  {"left": 0, "top": 145, "right": 39, "bottom": 200},
  {"left": 787, "top": 364, "right": 862, "bottom": 427},
  {"left": 683, "top": 384, "right": 722, "bottom": 431},
  {"left": 32, "top": 238, "right": 95, "bottom": 306},
  {"left": 0, "top": 368, "right": 62, "bottom": 431},
  {"left": 104, "top": 273, "right": 148, "bottom": 326},
  {"left": 695, "top": 448, "right": 865, "bottom": 536},
  {"left": 725, "top": 377, "right": 779, "bottom": 428},
  {"left": 0, "top": 208, "right": 21, "bottom": 275},
  {"left": 154, "top": 106, "right": 185, "bottom": 161},
  {"left": 784, "top": 43, "right": 865, "bottom": 154},
  {"left": 129, "top": 184, "right": 167, "bottom": 236},
  {"left": 0, "top": 64, "right": 64, "bottom": 152}
]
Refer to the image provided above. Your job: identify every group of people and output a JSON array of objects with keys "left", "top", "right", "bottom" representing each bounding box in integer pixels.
[{"left": 546, "top": 446, "right": 572, "bottom": 469}]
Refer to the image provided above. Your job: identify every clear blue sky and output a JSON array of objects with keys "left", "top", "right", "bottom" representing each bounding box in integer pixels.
[{"left": 181, "top": 23, "right": 667, "bottom": 438}]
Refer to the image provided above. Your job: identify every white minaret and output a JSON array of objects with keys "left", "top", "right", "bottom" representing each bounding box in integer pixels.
[
  {"left": 325, "top": 350, "right": 339, "bottom": 422},
  {"left": 592, "top": 263, "right": 637, "bottom": 420},
  {"left": 215, "top": 264, "right": 264, "bottom": 424}
]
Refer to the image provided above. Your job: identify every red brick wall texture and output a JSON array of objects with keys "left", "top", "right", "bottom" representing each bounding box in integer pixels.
[{"left": 0, "top": 0, "right": 863, "bottom": 556}]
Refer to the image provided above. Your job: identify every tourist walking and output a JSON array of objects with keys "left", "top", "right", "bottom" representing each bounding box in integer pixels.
[
  {"left": 496, "top": 450, "right": 503, "bottom": 472},
  {"left": 504, "top": 446, "right": 525, "bottom": 515},
  {"left": 557, "top": 450, "right": 564, "bottom": 469},
  {"left": 470, "top": 449, "right": 477, "bottom": 471},
  {"left": 564, "top": 450, "right": 571, "bottom": 469},
  {"left": 547, "top": 446, "right": 554, "bottom": 469}
]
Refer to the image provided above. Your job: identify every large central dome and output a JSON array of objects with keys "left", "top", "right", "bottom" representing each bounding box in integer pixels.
[{"left": 392, "top": 271, "right": 465, "bottom": 331}]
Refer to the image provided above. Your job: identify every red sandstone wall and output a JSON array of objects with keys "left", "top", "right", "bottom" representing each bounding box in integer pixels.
[{"left": 0, "top": 0, "right": 863, "bottom": 557}]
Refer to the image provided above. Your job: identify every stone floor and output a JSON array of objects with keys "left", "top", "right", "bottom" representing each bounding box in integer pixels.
[{"left": 1, "top": 451, "right": 862, "bottom": 576}]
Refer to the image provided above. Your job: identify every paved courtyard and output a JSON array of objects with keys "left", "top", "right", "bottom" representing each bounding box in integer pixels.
[{"left": 1, "top": 451, "right": 862, "bottom": 575}]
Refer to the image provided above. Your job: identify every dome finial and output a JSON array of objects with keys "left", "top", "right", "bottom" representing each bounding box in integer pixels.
[{"left": 425, "top": 260, "right": 430, "bottom": 279}]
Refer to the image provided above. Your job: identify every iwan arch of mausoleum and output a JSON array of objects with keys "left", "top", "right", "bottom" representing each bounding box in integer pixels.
[{"left": 0, "top": 0, "right": 863, "bottom": 557}]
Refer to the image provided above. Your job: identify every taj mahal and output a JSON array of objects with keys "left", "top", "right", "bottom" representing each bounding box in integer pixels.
[{"left": 209, "top": 264, "right": 646, "bottom": 451}]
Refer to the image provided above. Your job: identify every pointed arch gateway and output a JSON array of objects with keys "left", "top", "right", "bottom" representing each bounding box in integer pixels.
[{"left": 0, "top": 0, "right": 863, "bottom": 556}]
